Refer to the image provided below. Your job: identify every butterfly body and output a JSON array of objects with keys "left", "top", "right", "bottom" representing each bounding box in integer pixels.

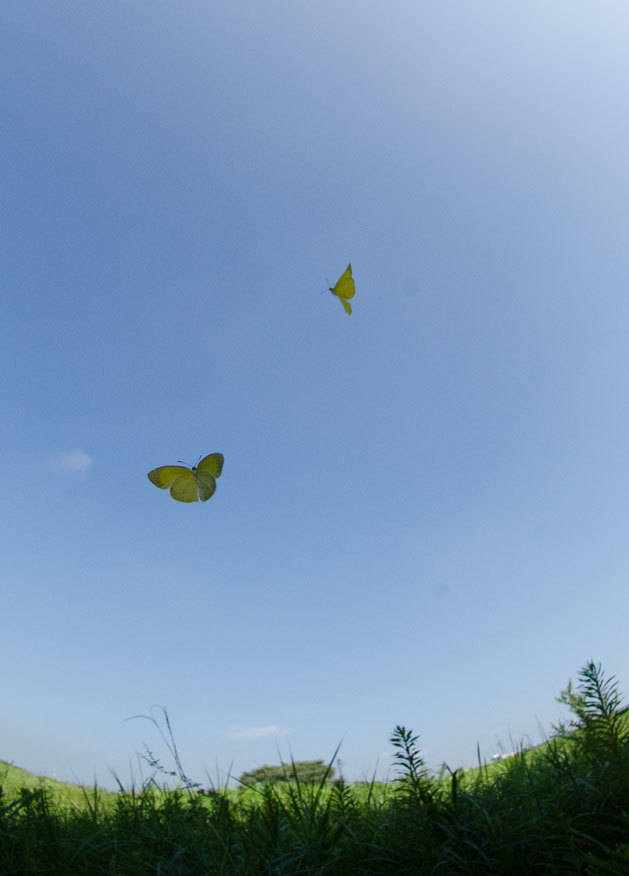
[
  {"left": 329, "top": 263, "right": 355, "bottom": 314},
  {"left": 148, "top": 453, "right": 224, "bottom": 503}
]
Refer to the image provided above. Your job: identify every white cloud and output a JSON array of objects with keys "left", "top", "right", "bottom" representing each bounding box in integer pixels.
[
  {"left": 51, "top": 448, "right": 94, "bottom": 474},
  {"left": 227, "top": 724, "right": 292, "bottom": 741}
]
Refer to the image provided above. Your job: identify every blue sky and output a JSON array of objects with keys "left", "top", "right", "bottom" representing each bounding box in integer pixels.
[{"left": 2, "top": 0, "right": 629, "bottom": 788}]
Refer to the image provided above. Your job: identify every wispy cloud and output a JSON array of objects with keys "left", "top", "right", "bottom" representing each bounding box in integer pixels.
[
  {"left": 227, "top": 724, "right": 293, "bottom": 741},
  {"left": 50, "top": 448, "right": 94, "bottom": 474}
]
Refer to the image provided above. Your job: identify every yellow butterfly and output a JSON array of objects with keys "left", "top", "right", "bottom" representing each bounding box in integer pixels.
[
  {"left": 147, "top": 453, "right": 224, "bottom": 503},
  {"left": 329, "top": 263, "right": 355, "bottom": 315}
]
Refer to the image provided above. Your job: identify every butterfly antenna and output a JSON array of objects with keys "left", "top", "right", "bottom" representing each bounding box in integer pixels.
[{"left": 177, "top": 460, "right": 192, "bottom": 467}]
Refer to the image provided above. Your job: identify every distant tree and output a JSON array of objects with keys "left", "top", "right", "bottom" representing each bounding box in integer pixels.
[{"left": 239, "top": 759, "right": 334, "bottom": 788}]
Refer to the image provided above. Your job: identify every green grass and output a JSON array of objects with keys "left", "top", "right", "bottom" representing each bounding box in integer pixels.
[{"left": 2, "top": 660, "right": 629, "bottom": 874}]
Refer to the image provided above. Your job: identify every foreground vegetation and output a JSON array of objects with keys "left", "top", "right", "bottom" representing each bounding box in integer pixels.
[{"left": 2, "top": 661, "right": 629, "bottom": 874}]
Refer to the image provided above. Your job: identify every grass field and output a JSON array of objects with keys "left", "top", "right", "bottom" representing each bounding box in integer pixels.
[{"left": 2, "top": 660, "right": 629, "bottom": 874}]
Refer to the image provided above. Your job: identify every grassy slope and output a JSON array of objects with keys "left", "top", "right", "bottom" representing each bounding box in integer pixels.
[{"left": 0, "top": 760, "right": 117, "bottom": 808}]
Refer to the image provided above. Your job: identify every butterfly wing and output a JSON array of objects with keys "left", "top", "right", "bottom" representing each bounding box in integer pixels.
[
  {"left": 194, "top": 453, "right": 223, "bottom": 501},
  {"left": 169, "top": 470, "right": 200, "bottom": 502},
  {"left": 333, "top": 264, "right": 355, "bottom": 299},
  {"left": 196, "top": 470, "right": 217, "bottom": 502},
  {"left": 330, "top": 264, "right": 355, "bottom": 314},
  {"left": 148, "top": 465, "right": 199, "bottom": 502},
  {"left": 148, "top": 465, "right": 190, "bottom": 489},
  {"left": 196, "top": 453, "right": 224, "bottom": 479}
]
